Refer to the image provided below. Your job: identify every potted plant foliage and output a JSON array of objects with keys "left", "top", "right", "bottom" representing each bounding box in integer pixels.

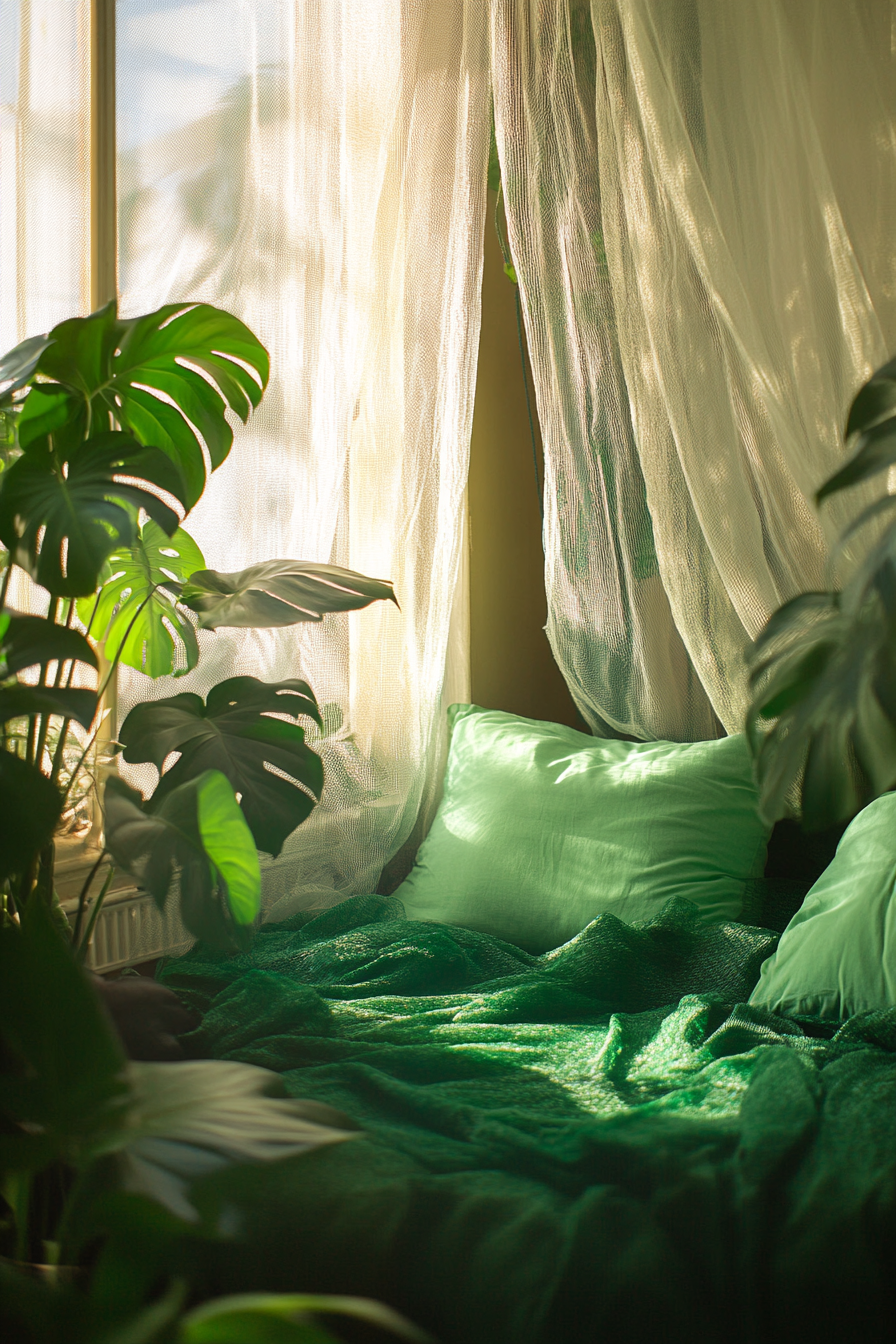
[
  {"left": 0, "top": 895, "right": 430, "bottom": 1344},
  {"left": 0, "top": 303, "right": 426, "bottom": 1343},
  {"left": 748, "top": 354, "right": 896, "bottom": 828},
  {"left": 0, "top": 300, "right": 395, "bottom": 951}
]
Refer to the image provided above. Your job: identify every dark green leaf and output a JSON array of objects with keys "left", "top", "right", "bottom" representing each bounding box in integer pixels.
[
  {"left": 103, "top": 771, "right": 261, "bottom": 951},
  {"left": 16, "top": 383, "right": 86, "bottom": 455},
  {"left": 182, "top": 560, "right": 397, "bottom": 629},
  {"left": 119, "top": 678, "right": 323, "bottom": 856},
  {"left": 0, "top": 683, "right": 97, "bottom": 728},
  {"left": 817, "top": 418, "right": 896, "bottom": 502},
  {"left": 68, "top": 1190, "right": 201, "bottom": 1311},
  {"left": 0, "top": 334, "right": 54, "bottom": 403},
  {"left": 83, "top": 522, "right": 205, "bottom": 678},
  {"left": 0, "top": 431, "right": 188, "bottom": 597},
  {"left": 98, "top": 1280, "right": 188, "bottom": 1344},
  {"left": 0, "top": 751, "right": 63, "bottom": 881},
  {"left": 748, "top": 591, "right": 837, "bottom": 660},
  {"left": 838, "top": 490, "right": 896, "bottom": 544},
  {"left": 745, "top": 587, "right": 887, "bottom": 828},
  {"left": 845, "top": 364, "right": 896, "bottom": 439},
  {"left": 35, "top": 301, "right": 121, "bottom": 399},
  {"left": 0, "top": 612, "right": 98, "bottom": 677},
  {"left": 36, "top": 302, "right": 269, "bottom": 510},
  {"left": 0, "top": 897, "right": 128, "bottom": 1160}
]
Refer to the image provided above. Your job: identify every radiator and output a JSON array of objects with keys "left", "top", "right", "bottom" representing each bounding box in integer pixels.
[
  {"left": 56, "top": 841, "right": 193, "bottom": 973},
  {"left": 65, "top": 886, "right": 194, "bottom": 974}
]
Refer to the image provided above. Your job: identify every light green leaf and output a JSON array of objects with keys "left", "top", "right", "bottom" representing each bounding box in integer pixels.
[
  {"left": 83, "top": 522, "right": 205, "bottom": 678},
  {"left": 180, "top": 1294, "right": 433, "bottom": 1344},
  {"left": 103, "top": 770, "right": 261, "bottom": 950},
  {"left": 194, "top": 769, "right": 261, "bottom": 925},
  {"left": 182, "top": 560, "right": 397, "bottom": 630}
]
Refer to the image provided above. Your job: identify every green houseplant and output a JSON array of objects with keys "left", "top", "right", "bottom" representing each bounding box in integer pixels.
[
  {"left": 748, "top": 353, "right": 896, "bottom": 829},
  {"left": 0, "top": 896, "right": 430, "bottom": 1344},
  {"left": 0, "top": 304, "right": 427, "bottom": 1343},
  {"left": 0, "top": 300, "right": 395, "bottom": 951}
]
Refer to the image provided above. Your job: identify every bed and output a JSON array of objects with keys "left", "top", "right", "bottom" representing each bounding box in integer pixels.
[{"left": 157, "top": 707, "right": 896, "bottom": 1343}]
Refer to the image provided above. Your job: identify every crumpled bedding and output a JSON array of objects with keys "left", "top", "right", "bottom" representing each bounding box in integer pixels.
[{"left": 160, "top": 894, "right": 896, "bottom": 1344}]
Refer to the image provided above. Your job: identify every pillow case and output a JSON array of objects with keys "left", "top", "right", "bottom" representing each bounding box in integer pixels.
[
  {"left": 396, "top": 705, "right": 770, "bottom": 953},
  {"left": 749, "top": 793, "right": 896, "bottom": 1020}
]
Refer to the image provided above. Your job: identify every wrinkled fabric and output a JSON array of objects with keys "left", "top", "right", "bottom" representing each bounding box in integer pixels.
[{"left": 161, "top": 895, "right": 896, "bottom": 1344}]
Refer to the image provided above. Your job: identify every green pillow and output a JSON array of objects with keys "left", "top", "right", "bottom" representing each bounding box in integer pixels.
[
  {"left": 749, "top": 794, "right": 896, "bottom": 1020},
  {"left": 396, "top": 705, "right": 770, "bottom": 953}
]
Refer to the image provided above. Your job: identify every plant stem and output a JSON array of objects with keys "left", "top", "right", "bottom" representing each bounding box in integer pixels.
[
  {"left": 75, "top": 860, "right": 115, "bottom": 963},
  {"left": 34, "top": 599, "right": 71, "bottom": 772},
  {"left": 71, "top": 849, "right": 107, "bottom": 946},
  {"left": 0, "top": 556, "right": 12, "bottom": 612},
  {"left": 27, "top": 596, "right": 59, "bottom": 768},
  {"left": 60, "top": 585, "right": 162, "bottom": 808}
]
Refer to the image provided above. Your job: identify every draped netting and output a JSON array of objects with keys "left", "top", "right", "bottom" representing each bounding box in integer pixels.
[
  {"left": 491, "top": 0, "right": 896, "bottom": 740},
  {"left": 0, "top": 0, "right": 90, "bottom": 381},
  {"left": 116, "top": 1, "right": 489, "bottom": 916}
]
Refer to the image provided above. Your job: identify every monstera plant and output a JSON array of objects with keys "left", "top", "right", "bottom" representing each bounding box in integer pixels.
[
  {"left": 748, "top": 353, "right": 896, "bottom": 830},
  {"left": 0, "top": 301, "right": 395, "bottom": 950}
]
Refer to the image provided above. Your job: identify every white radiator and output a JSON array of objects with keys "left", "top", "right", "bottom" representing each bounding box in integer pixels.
[
  {"left": 65, "top": 886, "right": 195, "bottom": 974},
  {"left": 57, "top": 841, "right": 193, "bottom": 973}
]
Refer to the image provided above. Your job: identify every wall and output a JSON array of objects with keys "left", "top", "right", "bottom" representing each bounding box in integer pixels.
[{"left": 468, "top": 192, "right": 583, "bottom": 730}]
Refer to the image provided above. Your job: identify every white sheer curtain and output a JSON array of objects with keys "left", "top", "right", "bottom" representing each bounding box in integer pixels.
[
  {"left": 491, "top": 0, "right": 896, "bottom": 740},
  {"left": 117, "top": 1, "right": 489, "bottom": 912},
  {"left": 0, "top": 0, "right": 90, "bottom": 366}
]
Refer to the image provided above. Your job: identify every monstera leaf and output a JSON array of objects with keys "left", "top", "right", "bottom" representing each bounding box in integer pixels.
[
  {"left": 182, "top": 559, "right": 397, "bottom": 629},
  {"left": 118, "top": 678, "right": 323, "bottom": 856},
  {"left": 0, "top": 752, "right": 63, "bottom": 883},
  {"left": 746, "top": 577, "right": 896, "bottom": 829},
  {"left": 104, "top": 771, "right": 261, "bottom": 950},
  {"left": 818, "top": 353, "right": 896, "bottom": 503},
  {"left": 29, "top": 301, "right": 269, "bottom": 509},
  {"left": 83, "top": 522, "right": 206, "bottom": 678},
  {"left": 0, "top": 431, "right": 189, "bottom": 597},
  {"left": 0, "top": 334, "right": 53, "bottom": 405},
  {"left": 0, "top": 683, "right": 97, "bottom": 729},
  {"left": 0, "top": 611, "right": 98, "bottom": 677}
]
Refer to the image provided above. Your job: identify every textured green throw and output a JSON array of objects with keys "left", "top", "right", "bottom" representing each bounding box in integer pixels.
[{"left": 161, "top": 895, "right": 896, "bottom": 1344}]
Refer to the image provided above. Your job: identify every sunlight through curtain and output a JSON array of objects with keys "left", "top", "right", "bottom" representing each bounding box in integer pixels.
[
  {"left": 117, "top": 0, "right": 489, "bottom": 913},
  {"left": 491, "top": 0, "right": 896, "bottom": 739}
]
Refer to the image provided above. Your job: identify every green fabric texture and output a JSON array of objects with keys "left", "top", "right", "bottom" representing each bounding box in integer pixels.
[
  {"left": 750, "top": 793, "right": 896, "bottom": 1020},
  {"left": 396, "top": 705, "right": 770, "bottom": 951},
  {"left": 159, "top": 894, "right": 896, "bottom": 1344}
]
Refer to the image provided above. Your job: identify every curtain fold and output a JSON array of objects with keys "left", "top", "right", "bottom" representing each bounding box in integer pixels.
[
  {"left": 492, "top": 0, "right": 896, "bottom": 739},
  {"left": 117, "top": 0, "right": 489, "bottom": 912}
]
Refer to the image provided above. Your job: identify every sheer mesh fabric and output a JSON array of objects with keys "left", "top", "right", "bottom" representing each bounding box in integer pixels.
[
  {"left": 491, "top": 0, "right": 896, "bottom": 739},
  {"left": 116, "top": 2, "right": 490, "bottom": 918},
  {"left": 0, "top": 0, "right": 90, "bottom": 353}
]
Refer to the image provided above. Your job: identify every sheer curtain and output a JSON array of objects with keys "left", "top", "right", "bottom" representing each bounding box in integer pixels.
[
  {"left": 491, "top": 0, "right": 896, "bottom": 739},
  {"left": 0, "top": 0, "right": 90, "bottom": 374},
  {"left": 117, "top": 1, "right": 489, "bottom": 913}
]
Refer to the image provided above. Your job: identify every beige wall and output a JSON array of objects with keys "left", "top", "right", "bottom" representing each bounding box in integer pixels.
[{"left": 468, "top": 195, "right": 583, "bottom": 730}]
